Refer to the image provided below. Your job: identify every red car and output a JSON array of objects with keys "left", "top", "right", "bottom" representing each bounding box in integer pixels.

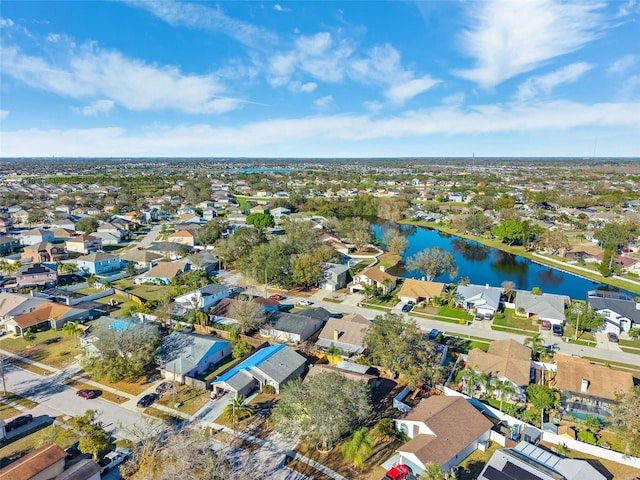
[
  {"left": 76, "top": 389, "right": 99, "bottom": 399},
  {"left": 269, "top": 294, "right": 284, "bottom": 301},
  {"left": 383, "top": 465, "right": 411, "bottom": 480}
]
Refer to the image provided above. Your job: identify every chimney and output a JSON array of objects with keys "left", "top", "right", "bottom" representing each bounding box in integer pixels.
[
  {"left": 333, "top": 330, "right": 340, "bottom": 341},
  {"left": 581, "top": 379, "right": 589, "bottom": 393},
  {"left": 379, "top": 266, "right": 385, "bottom": 272}
]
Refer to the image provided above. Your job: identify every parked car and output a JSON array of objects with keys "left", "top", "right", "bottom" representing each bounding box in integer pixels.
[
  {"left": 383, "top": 464, "right": 412, "bottom": 480},
  {"left": 401, "top": 302, "right": 413, "bottom": 312},
  {"left": 552, "top": 324, "right": 564, "bottom": 337},
  {"left": 137, "top": 393, "right": 159, "bottom": 408},
  {"left": 98, "top": 448, "right": 132, "bottom": 474},
  {"left": 155, "top": 381, "right": 173, "bottom": 395},
  {"left": 607, "top": 332, "right": 619, "bottom": 343},
  {"left": 427, "top": 328, "right": 443, "bottom": 340},
  {"left": 540, "top": 320, "right": 552, "bottom": 331},
  {"left": 484, "top": 312, "right": 494, "bottom": 321},
  {"left": 6, "top": 414, "right": 33, "bottom": 431},
  {"left": 297, "top": 299, "right": 313, "bottom": 306},
  {"left": 76, "top": 389, "right": 99, "bottom": 399},
  {"left": 65, "top": 442, "right": 82, "bottom": 459},
  {"left": 269, "top": 294, "right": 284, "bottom": 301},
  {"left": 474, "top": 313, "right": 484, "bottom": 321}
]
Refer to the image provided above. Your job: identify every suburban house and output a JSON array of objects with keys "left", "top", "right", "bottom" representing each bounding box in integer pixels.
[
  {"left": 554, "top": 354, "right": 634, "bottom": 418},
  {"left": 350, "top": 266, "right": 397, "bottom": 295},
  {"left": 0, "top": 293, "right": 52, "bottom": 329},
  {"left": 167, "top": 229, "right": 198, "bottom": 247},
  {"left": 66, "top": 234, "right": 102, "bottom": 254},
  {"left": 173, "top": 284, "right": 229, "bottom": 316},
  {"left": 586, "top": 290, "right": 640, "bottom": 335},
  {"left": 315, "top": 313, "right": 370, "bottom": 359},
  {"left": 76, "top": 251, "right": 124, "bottom": 275},
  {"left": 0, "top": 217, "right": 14, "bottom": 233},
  {"left": 96, "top": 222, "right": 127, "bottom": 241},
  {"left": 211, "top": 343, "right": 306, "bottom": 397},
  {"left": 397, "top": 279, "right": 445, "bottom": 304},
  {"left": 249, "top": 205, "right": 270, "bottom": 214},
  {"left": 146, "top": 241, "right": 191, "bottom": 260},
  {"left": 134, "top": 261, "right": 189, "bottom": 285},
  {"left": 457, "top": 284, "right": 502, "bottom": 315},
  {"left": 156, "top": 332, "right": 232, "bottom": 383},
  {"left": 16, "top": 263, "right": 58, "bottom": 289},
  {"left": 0, "top": 236, "right": 21, "bottom": 256},
  {"left": 319, "top": 263, "right": 350, "bottom": 291},
  {"left": 390, "top": 395, "right": 493, "bottom": 475},
  {"left": 318, "top": 232, "right": 351, "bottom": 255},
  {"left": 0, "top": 444, "right": 69, "bottom": 479},
  {"left": 478, "top": 441, "right": 605, "bottom": 480},
  {"left": 259, "top": 311, "right": 325, "bottom": 343},
  {"left": 514, "top": 291, "right": 568, "bottom": 326},
  {"left": 184, "top": 251, "right": 220, "bottom": 274},
  {"left": 49, "top": 215, "right": 78, "bottom": 231},
  {"left": 5, "top": 302, "right": 91, "bottom": 335},
  {"left": 21, "top": 242, "right": 68, "bottom": 263},
  {"left": 465, "top": 339, "right": 532, "bottom": 398},
  {"left": 119, "top": 249, "right": 163, "bottom": 270},
  {"left": 253, "top": 296, "right": 280, "bottom": 313},
  {"left": 55, "top": 459, "right": 101, "bottom": 480},
  {"left": 20, "top": 229, "right": 54, "bottom": 246},
  {"left": 50, "top": 227, "right": 75, "bottom": 241},
  {"left": 271, "top": 206, "right": 291, "bottom": 221},
  {"left": 92, "top": 230, "right": 121, "bottom": 246}
]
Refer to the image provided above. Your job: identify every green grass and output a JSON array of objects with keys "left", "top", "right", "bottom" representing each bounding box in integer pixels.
[
  {"left": 155, "top": 385, "right": 210, "bottom": 416},
  {"left": 377, "top": 253, "right": 402, "bottom": 270},
  {"left": 112, "top": 278, "right": 171, "bottom": 302},
  {"left": 619, "top": 337, "right": 640, "bottom": 348},
  {"left": 437, "top": 306, "right": 473, "bottom": 320},
  {"left": 1, "top": 329, "right": 79, "bottom": 369},
  {"left": 492, "top": 309, "right": 539, "bottom": 332}
]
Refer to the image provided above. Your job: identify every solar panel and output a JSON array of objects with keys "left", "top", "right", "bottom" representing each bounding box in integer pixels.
[
  {"left": 482, "top": 466, "right": 514, "bottom": 480},
  {"left": 503, "top": 461, "right": 547, "bottom": 480}
]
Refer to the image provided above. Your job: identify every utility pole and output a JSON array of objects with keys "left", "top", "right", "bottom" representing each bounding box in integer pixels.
[
  {"left": 0, "top": 354, "right": 6, "bottom": 395},
  {"left": 574, "top": 310, "right": 581, "bottom": 341}
]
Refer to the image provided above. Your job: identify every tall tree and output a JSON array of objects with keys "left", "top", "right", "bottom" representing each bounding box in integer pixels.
[
  {"left": 223, "top": 395, "right": 254, "bottom": 436},
  {"left": 76, "top": 216, "right": 100, "bottom": 234},
  {"left": 382, "top": 228, "right": 408, "bottom": 255},
  {"left": 364, "top": 313, "right": 442, "bottom": 388},
  {"left": 291, "top": 252, "right": 324, "bottom": 289},
  {"left": 272, "top": 372, "right": 371, "bottom": 450},
  {"left": 491, "top": 379, "right": 518, "bottom": 411},
  {"left": 611, "top": 386, "right": 640, "bottom": 456},
  {"left": 526, "top": 384, "right": 559, "bottom": 428},
  {"left": 420, "top": 463, "right": 446, "bottom": 480},
  {"left": 565, "top": 302, "right": 605, "bottom": 336},
  {"left": 524, "top": 333, "right": 545, "bottom": 361},
  {"left": 340, "top": 428, "right": 375, "bottom": 470},
  {"left": 197, "top": 219, "right": 227, "bottom": 249},
  {"left": 23, "top": 327, "right": 36, "bottom": 346},
  {"left": 73, "top": 409, "right": 113, "bottom": 460},
  {"left": 491, "top": 219, "right": 527, "bottom": 246},
  {"left": 228, "top": 299, "right": 266, "bottom": 334},
  {"left": 246, "top": 213, "right": 275, "bottom": 229},
  {"left": 440, "top": 284, "right": 463, "bottom": 308},
  {"left": 62, "top": 321, "right": 82, "bottom": 348},
  {"left": 407, "top": 247, "right": 458, "bottom": 282}
]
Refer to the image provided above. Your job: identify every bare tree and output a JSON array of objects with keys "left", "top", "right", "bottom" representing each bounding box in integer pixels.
[{"left": 229, "top": 299, "right": 266, "bottom": 334}]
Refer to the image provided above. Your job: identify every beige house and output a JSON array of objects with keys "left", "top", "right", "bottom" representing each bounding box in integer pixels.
[
  {"left": 315, "top": 313, "right": 369, "bottom": 359},
  {"left": 350, "top": 266, "right": 397, "bottom": 295},
  {"left": 66, "top": 234, "right": 102, "bottom": 254},
  {"left": 397, "top": 279, "right": 445, "bottom": 304},
  {"left": 167, "top": 229, "right": 198, "bottom": 247}
]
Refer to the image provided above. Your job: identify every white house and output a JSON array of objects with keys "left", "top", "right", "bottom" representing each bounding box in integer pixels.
[
  {"left": 20, "top": 229, "right": 54, "bottom": 246},
  {"left": 457, "top": 284, "right": 502, "bottom": 315},
  {"left": 173, "top": 284, "right": 229, "bottom": 315},
  {"left": 586, "top": 290, "right": 640, "bottom": 335}
]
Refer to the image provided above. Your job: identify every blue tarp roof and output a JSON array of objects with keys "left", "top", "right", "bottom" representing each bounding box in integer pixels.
[{"left": 216, "top": 343, "right": 285, "bottom": 383}]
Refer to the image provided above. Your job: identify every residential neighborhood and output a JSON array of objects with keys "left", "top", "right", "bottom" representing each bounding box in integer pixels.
[{"left": 0, "top": 157, "right": 639, "bottom": 480}]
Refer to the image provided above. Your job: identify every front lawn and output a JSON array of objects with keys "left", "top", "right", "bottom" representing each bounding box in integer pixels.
[
  {"left": 74, "top": 371, "right": 153, "bottom": 396},
  {"left": 112, "top": 278, "right": 171, "bottom": 302},
  {"left": 456, "top": 442, "right": 500, "bottom": 480},
  {"left": 155, "top": 385, "right": 210, "bottom": 416},
  {"left": 0, "top": 329, "right": 79, "bottom": 369},
  {"left": 492, "top": 309, "right": 539, "bottom": 332},
  {"left": 437, "top": 306, "right": 473, "bottom": 321}
]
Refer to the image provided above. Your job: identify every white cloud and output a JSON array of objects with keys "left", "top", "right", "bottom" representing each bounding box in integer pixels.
[
  {"left": 516, "top": 62, "right": 593, "bottom": 101},
  {"left": 2, "top": 100, "right": 639, "bottom": 157},
  {"left": 314, "top": 95, "right": 334, "bottom": 111},
  {"left": 608, "top": 54, "right": 638, "bottom": 75},
  {"left": 1, "top": 44, "right": 243, "bottom": 115},
  {"left": 385, "top": 76, "right": 440, "bottom": 105},
  {"left": 619, "top": 75, "right": 640, "bottom": 99},
  {"left": 455, "top": 0, "right": 602, "bottom": 87},
  {"left": 124, "top": 0, "right": 277, "bottom": 50},
  {"left": 274, "top": 4, "right": 291, "bottom": 13},
  {"left": 289, "top": 81, "right": 317, "bottom": 93},
  {"left": 0, "top": 110, "right": 9, "bottom": 120},
  {"left": 441, "top": 93, "right": 465, "bottom": 105},
  {"left": 73, "top": 99, "right": 115, "bottom": 116},
  {"left": 0, "top": 18, "right": 14, "bottom": 27}
]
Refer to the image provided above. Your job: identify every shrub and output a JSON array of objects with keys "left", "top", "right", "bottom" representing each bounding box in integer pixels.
[
  {"left": 262, "top": 384, "right": 276, "bottom": 394},
  {"left": 578, "top": 429, "right": 597, "bottom": 445}
]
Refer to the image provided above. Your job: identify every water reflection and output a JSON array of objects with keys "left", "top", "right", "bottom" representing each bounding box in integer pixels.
[{"left": 451, "top": 239, "right": 490, "bottom": 262}]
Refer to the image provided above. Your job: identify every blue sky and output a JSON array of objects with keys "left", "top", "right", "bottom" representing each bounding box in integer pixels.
[{"left": 1, "top": 0, "right": 639, "bottom": 158}]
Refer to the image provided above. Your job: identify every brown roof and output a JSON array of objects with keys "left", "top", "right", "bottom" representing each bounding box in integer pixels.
[
  {"left": 397, "top": 279, "right": 445, "bottom": 299},
  {"left": 144, "top": 261, "right": 187, "bottom": 279},
  {"left": 398, "top": 396, "right": 493, "bottom": 468},
  {"left": 318, "top": 314, "right": 369, "bottom": 347},
  {"left": 13, "top": 303, "right": 78, "bottom": 329},
  {"left": 67, "top": 234, "right": 98, "bottom": 243},
  {"left": 0, "top": 443, "right": 66, "bottom": 480},
  {"left": 359, "top": 266, "right": 396, "bottom": 284},
  {"left": 555, "top": 354, "right": 634, "bottom": 401},
  {"left": 168, "top": 229, "right": 197, "bottom": 238},
  {"left": 211, "top": 297, "right": 268, "bottom": 318},
  {"left": 466, "top": 339, "right": 532, "bottom": 387}
]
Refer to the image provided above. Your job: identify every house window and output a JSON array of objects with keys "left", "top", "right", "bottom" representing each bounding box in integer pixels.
[{"left": 400, "top": 424, "right": 408, "bottom": 436}]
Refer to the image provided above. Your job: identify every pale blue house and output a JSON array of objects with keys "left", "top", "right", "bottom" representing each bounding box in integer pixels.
[{"left": 76, "top": 251, "right": 124, "bottom": 275}]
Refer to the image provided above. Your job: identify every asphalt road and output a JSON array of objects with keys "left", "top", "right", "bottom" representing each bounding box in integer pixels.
[{"left": 3, "top": 363, "right": 146, "bottom": 440}]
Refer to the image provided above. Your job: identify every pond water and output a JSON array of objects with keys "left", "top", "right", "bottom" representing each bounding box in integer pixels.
[{"left": 373, "top": 222, "right": 630, "bottom": 301}]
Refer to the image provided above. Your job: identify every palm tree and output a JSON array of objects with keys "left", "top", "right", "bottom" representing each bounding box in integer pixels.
[
  {"left": 340, "top": 427, "right": 375, "bottom": 470},
  {"left": 492, "top": 379, "right": 518, "bottom": 411},
  {"left": 63, "top": 321, "right": 82, "bottom": 348},
  {"left": 462, "top": 369, "right": 481, "bottom": 397},
  {"left": 223, "top": 395, "right": 254, "bottom": 436},
  {"left": 420, "top": 463, "right": 446, "bottom": 480},
  {"left": 441, "top": 284, "right": 463, "bottom": 308},
  {"left": 524, "top": 333, "right": 545, "bottom": 360},
  {"left": 325, "top": 343, "right": 343, "bottom": 364}
]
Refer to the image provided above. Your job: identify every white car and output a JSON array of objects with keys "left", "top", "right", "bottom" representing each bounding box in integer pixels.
[
  {"left": 98, "top": 448, "right": 131, "bottom": 474},
  {"left": 297, "top": 299, "right": 313, "bottom": 306}
]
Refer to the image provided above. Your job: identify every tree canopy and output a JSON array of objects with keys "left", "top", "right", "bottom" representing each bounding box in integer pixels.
[
  {"left": 76, "top": 216, "right": 100, "bottom": 234},
  {"left": 406, "top": 247, "right": 458, "bottom": 282},
  {"left": 272, "top": 372, "right": 371, "bottom": 450},
  {"left": 611, "top": 386, "right": 640, "bottom": 456},
  {"left": 364, "top": 313, "right": 443, "bottom": 388},
  {"left": 565, "top": 302, "right": 605, "bottom": 334},
  {"left": 73, "top": 409, "right": 113, "bottom": 460},
  {"left": 246, "top": 212, "right": 275, "bottom": 229}
]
